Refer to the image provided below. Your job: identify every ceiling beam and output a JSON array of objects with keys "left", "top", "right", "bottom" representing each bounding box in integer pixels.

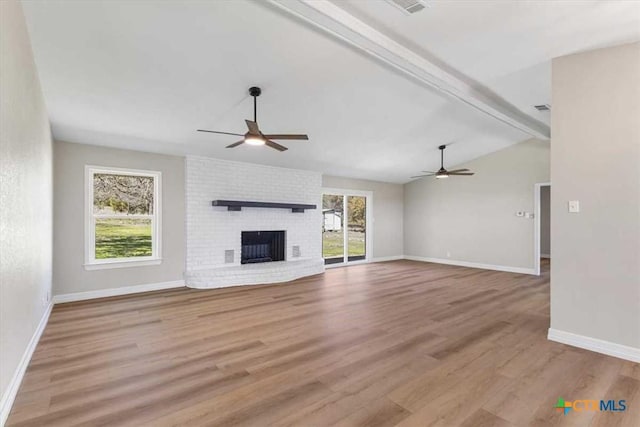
[{"left": 267, "top": 0, "right": 550, "bottom": 140}]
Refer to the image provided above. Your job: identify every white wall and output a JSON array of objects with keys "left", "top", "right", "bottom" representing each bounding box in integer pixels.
[
  {"left": 403, "top": 139, "right": 550, "bottom": 272},
  {"left": 0, "top": 0, "right": 52, "bottom": 420},
  {"left": 185, "top": 156, "right": 323, "bottom": 286},
  {"left": 540, "top": 185, "right": 550, "bottom": 257},
  {"left": 550, "top": 42, "right": 640, "bottom": 351},
  {"left": 322, "top": 175, "right": 404, "bottom": 260},
  {"left": 53, "top": 141, "right": 185, "bottom": 296}
]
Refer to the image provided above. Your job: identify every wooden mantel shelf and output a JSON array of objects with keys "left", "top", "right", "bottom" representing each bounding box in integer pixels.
[{"left": 211, "top": 200, "right": 317, "bottom": 213}]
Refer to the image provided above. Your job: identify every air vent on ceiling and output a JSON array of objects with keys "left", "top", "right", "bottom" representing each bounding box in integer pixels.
[
  {"left": 384, "top": 0, "right": 429, "bottom": 15},
  {"left": 534, "top": 104, "right": 551, "bottom": 111}
]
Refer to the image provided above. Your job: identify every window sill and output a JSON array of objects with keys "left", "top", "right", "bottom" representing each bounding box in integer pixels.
[{"left": 84, "top": 258, "right": 162, "bottom": 271}]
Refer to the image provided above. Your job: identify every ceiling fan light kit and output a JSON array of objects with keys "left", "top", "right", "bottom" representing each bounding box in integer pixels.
[
  {"left": 197, "top": 86, "right": 309, "bottom": 152},
  {"left": 412, "top": 144, "right": 475, "bottom": 180},
  {"left": 244, "top": 134, "right": 265, "bottom": 146}
]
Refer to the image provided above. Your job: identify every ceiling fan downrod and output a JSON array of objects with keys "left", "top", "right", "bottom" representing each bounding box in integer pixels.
[{"left": 249, "top": 86, "right": 261, "bottom": 123}]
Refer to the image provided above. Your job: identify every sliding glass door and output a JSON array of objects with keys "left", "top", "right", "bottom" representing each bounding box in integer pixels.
[{"left": 322, "top": 190, "right": 371, "bottom": 265}]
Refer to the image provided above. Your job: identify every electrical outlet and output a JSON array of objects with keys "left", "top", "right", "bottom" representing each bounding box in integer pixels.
[
  {"left": 446, "top": 251, "right": 451, "bottom": 258},
  {"left": 568, "top": 200, "right": 580, "bottom": 213}
]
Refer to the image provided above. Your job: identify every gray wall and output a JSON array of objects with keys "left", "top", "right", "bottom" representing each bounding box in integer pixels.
[
  {"left": 404, "top": 139, "right": 550, "bottom": 270},
  {"left": 0, "top": 0, "right": 52, "bottom": 414},
  {"left": 551, "top": 42, "right": 640, "bottom": 349},
  {"left": 540, "top": 185, "right": 550, "bottom": 256},
  {"left": 53, "top": 141, "right": 185, "bottom": 295},
  {"left": 322, "top": 175, "right": 404, "bottom": 259}
]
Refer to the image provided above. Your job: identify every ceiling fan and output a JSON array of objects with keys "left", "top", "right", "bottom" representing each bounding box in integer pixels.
[
  {"left": 411, "top": 145, "right": 475, "bottom": 179},
  {"left": 197, "top": 86, "right": 309, "bottom": 152}
]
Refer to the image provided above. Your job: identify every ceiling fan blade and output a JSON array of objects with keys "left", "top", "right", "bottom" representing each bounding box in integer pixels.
[
  {"left": 225, "top": 140, "right": 245, "bottom": 148},
  {"left": 197, "top": 129, "right": 243, "bottom": 137},
  {"left": 411, "top": 174, "right": 435, "bottom": 178},
  {"left": 245, "top": 120, "right": 260, "bottom": 134},
  {"left": 447, "top": 169, "right": 470, "bottom": 173},
  {"left": 262, "top": 134, "right": 309, "bottom": 140},
  {"left": 420, "top": 171, "right": 437, "bottom": 174},
  {"left": 448, "top": 172, "right": 475, "bottom": 176},
  {"left": 265, "top": 139, "right": 288, "bottom": 152}
]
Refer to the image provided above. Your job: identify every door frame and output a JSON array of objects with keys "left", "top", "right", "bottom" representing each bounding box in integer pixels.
[
  {"left": 321, "top": 187, "right": 373, "bottom": 268},
  {"left": 533, "top": 182, "right": 551, "bottom": 276}
]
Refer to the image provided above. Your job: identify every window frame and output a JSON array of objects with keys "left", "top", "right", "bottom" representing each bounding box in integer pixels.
[{"left": 84, "top": 165, "right": 162, "bottom": 270}]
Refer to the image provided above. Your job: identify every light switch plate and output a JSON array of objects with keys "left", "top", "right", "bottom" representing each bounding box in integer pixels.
[{"left": 568, "top": 200, "right": 580, "bottom": 213}]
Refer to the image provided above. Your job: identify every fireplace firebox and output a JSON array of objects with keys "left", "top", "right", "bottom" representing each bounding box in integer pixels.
[{"left": 241, "top": 231, "right": 286, "bottom": 264}]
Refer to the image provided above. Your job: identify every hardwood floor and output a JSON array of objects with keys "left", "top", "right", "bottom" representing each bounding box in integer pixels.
[{"left": 7, "top": 260, "right": 640, "bottom": 426}]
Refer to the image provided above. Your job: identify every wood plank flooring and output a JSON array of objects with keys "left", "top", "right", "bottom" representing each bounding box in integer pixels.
[{"left": 7, "top": 260, "right": 640, "bottom": 426}]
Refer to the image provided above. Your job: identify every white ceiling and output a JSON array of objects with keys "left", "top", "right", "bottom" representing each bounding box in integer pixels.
[
  {"left": 22, "top": 0, "right": 640, "bottom": 183},
  {"left": 337, "top": 0, "right": 640, "bottom": 127}
]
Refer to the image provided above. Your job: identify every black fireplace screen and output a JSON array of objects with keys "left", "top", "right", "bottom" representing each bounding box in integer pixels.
[{"left": 241, "top": 231, "right": 285, "bottom": 264}]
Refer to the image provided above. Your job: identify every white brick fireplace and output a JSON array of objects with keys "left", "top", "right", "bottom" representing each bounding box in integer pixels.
[{"left": 185, "top": 156, "right": 324, "bottom": 288}]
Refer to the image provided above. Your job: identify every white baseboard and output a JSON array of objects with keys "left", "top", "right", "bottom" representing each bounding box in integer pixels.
[
  {"left": 53, "top": 280, "right": 185, "bottom": 304},
  {"left": 404, "top": 255, "right": 535, "bottom": 275},
  {"left": 548, "top": 328, "right": 640, "bottom": 363},
  {"left": 541, "top": 254, "right": 551, "bottom": 259},
  {"left": 0, "top": 302, "right": 53, "bottom": 426},
  {"left": 328, "top": 255, "right": 535, "bottom": 275},
  {"left": 372, "top": 255, "right": 405, "bottom": 263}
]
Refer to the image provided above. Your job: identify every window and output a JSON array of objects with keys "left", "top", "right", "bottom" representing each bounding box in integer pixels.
[{"left": 85, "top": 166, "right": 161, "bottom": 269}]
